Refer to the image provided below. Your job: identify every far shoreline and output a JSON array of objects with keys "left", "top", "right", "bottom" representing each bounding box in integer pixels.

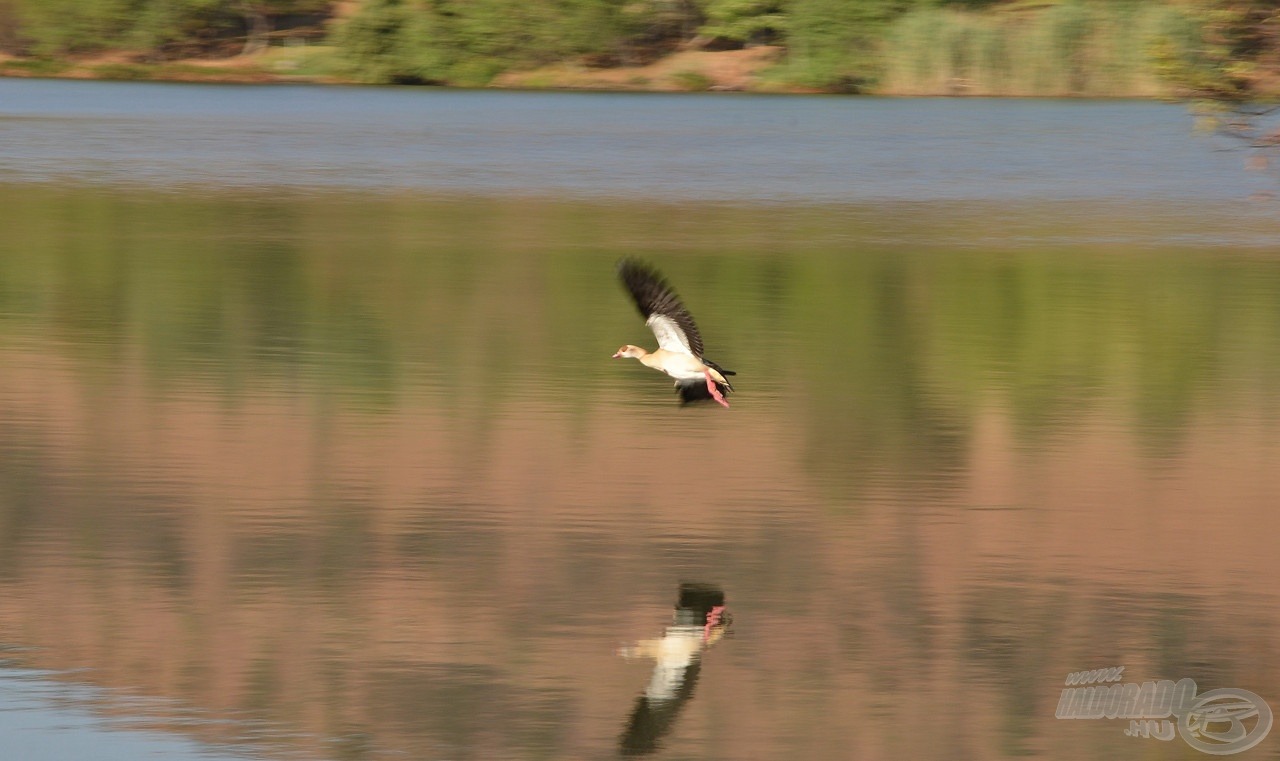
[{"left": 0, "top": 47, "right": 1187, "bottom": 98}]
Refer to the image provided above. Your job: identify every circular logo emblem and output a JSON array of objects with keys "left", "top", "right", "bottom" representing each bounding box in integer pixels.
[{"left": 1178, "top": 688, "right": 1273, "bottom": 755}]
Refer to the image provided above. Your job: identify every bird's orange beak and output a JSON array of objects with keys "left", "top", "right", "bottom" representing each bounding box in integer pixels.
[{"left": 612, "top": 350, "right": 624, "bottom": 358}]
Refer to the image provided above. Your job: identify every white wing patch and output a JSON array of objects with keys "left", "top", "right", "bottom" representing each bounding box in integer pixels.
[{"left": 647, "top": 314, "right": 694, "bottom": 355}]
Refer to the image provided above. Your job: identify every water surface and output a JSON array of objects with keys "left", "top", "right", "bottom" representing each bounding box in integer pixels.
[
  {"left": 1, "top": 80, "right": 1279, "bottom": 761},
  {"left": 1, "top": 77, "right": 1275, "bottom": 203}
]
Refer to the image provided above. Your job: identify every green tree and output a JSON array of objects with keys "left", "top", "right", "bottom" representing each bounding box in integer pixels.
[
  {"left": 1151, "top": 1, "right": 1280, "bottom": 159},
  {"left": 1152, "top": 0, "right": 1280, "bottom": 101},
  {"left": 15, "top": 0, "right": 136, "bottom": 56},
  {"left": 12, "top": 0, "right": 327, "bottom": 59},
  {"left": 334, "top": 0, "right": 663, "bottom": 85},
  {"left": 330, "top": 0, "right": 420, "bottom": 82},
  {"left": 785, "top": 0, "right": 920, "bottom": 90},
  {"left": 696, "top": 0, "right": 788, "bottom": 46}
]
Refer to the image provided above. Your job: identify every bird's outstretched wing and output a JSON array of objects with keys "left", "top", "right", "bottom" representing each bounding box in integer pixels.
[{"left": 617, "top": 259, "right": 704, "bottom": 358}]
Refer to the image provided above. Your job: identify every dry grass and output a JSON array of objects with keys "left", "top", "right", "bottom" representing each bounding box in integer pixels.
[
  {"left": 493, "top": 46, "right": 783, "bottom": 92},
  {"left": 0, "top": 46, "right": 341, "bottom": 83}
]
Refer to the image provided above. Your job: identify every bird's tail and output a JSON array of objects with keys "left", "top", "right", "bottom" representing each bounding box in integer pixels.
[
  {"left": 704, "top": 358, "right": 735, "bottom": 391},
  {"left": 676, "top": 358, "right": 735, "bottom": 405}
]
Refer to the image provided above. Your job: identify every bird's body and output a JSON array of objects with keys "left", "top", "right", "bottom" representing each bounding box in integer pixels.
[{"left": 613, "top": 259, "right": 735, "bottom": 407}]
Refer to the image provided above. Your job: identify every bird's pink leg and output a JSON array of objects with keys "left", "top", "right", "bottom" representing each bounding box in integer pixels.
[
  {"left": 705, "top": 370, "right": 729, "bottom": 408},
  {"left": 703, "top": 605, "right": 726, "bottom": 642}
]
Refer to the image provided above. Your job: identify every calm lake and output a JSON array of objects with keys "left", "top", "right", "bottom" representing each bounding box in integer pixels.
[{"left": 1, "top": 78, "right": 1279, "bottom": 761}]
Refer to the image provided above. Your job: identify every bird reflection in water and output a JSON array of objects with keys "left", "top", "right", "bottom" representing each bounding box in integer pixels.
[{"left": 618, "top": 583, "right": 731, "bottom": 756}]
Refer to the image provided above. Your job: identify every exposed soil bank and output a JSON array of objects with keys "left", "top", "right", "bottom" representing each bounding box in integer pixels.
[{"left": 0, "top": 46, "right": 806, "bottom": 92}]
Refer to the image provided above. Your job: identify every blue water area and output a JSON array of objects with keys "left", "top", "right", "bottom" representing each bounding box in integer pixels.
[
  {"left": 0, "top": 666, "right": 258, "bottom": 761},
  {"left": 0, "top": 77, "right": 1271, "bottom": 201}
]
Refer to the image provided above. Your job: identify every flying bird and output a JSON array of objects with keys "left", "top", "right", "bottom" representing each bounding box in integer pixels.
[{"left": 613, "top": 259, "right": 735, "bottom": 408}]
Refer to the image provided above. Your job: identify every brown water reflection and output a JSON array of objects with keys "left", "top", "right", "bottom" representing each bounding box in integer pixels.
[{"left": 1, "top": 188, "right": 1279, "bottom": 760}]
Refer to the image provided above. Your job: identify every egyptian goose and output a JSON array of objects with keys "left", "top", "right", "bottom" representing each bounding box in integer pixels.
[{"left": 613, "top": 259, "right": 736, "bottom": 408}]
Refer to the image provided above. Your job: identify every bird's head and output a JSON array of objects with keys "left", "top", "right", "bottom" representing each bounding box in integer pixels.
[{"left": 612, "top": 345, "right": 644, "bottom": 359}]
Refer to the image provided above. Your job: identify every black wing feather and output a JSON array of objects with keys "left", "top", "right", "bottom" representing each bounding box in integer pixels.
[{"left": 617, "top": 259, "right": 705, "bottom": 358}]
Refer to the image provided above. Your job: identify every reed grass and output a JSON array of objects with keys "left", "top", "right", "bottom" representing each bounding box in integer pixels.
[{"left": 881, "top": 1, "right": 1202, "bottom": 97}]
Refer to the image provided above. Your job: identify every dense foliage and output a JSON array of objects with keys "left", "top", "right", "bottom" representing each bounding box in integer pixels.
[
  {"left": 3, "top": 0, "right": 1280, "bottom": 95},
  {"left": 326, "top": 0, "right": 1085, "bottom": 89},
  {"left": 1, "top": 0, "right": 327, "bottom": 59},
  {"left": 331, "top": 0, "right": 655, "bottom": 85},
  {"left": 1150, "top": 0, "right": 1280, "bottom": 100}
]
